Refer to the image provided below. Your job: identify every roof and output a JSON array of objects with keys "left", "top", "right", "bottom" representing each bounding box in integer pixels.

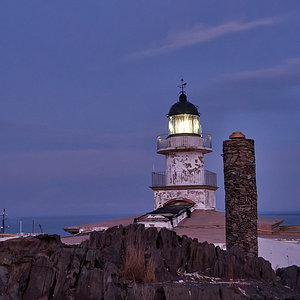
[
  {"left": 135, "top": 203, "right": 193, "bottom": 223},
  {"left": 64, "top": 215, "right": 137, "bottom": 234},
  {"left": 178, "top": 210, "right": 225, "bottom": 228},
  {"left": 63, "top": 209, "right": 287, "bottom": 245},
  {"left": 168, "top": 93, "right": 199, "bottom": 117},
  {"left": 149, "top": 203, "right": 193, "bottom": 214},
  {"left": 174, "top": 210, "right": 284, "bottom": 244},
  {"left": 61, "top": 234, "right": 90, "bottom": 245}
]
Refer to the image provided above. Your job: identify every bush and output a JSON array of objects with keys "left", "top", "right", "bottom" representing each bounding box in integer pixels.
[{"left": 123, "top": 242, "right": 156, "bottom": 283}]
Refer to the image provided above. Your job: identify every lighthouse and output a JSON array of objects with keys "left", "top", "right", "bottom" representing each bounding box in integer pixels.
[
  {"left": 135, "top": 81, "right": 218, "bottom": 228},
  {"left": 151, "top": 80, "right": 218, "bottom": 211}
]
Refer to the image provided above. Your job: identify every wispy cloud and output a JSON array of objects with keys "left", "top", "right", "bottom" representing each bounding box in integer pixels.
[
  {"left": 129, "top": 17, "right": 279, "bottom": 59},
  {"left": 223, "top": 57, "right": 300, "bottom": 83},
  {"left": 197, "top": 57, "right": 300, "bottom": 114}
]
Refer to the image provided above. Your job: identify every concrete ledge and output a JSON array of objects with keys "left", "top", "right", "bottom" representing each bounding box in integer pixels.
[
  {"left": 157, "top": 146, "right": 212, "bottom": 154},
  {"left": 150, "top": 185, "right": 219, "bottom": 191}
]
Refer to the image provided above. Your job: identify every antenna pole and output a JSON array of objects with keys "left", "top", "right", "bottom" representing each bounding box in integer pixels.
[{"left": 1, "top": 209, "right": 5, "bottom": 234}]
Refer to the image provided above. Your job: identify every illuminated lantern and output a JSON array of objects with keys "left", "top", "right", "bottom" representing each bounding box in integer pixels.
[{"left": 168, "top": 92, "right": 202, "bottom": 136}]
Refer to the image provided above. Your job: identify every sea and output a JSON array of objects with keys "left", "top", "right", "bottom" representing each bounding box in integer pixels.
[
  {"left": 3, "top": 213, "right": 135, "bottom": 237},
  {"left": 3, "top": 212, "right": 300, "bottom": 237}
]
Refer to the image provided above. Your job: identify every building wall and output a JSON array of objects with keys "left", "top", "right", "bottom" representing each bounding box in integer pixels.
[
  {"left": 141, "top": 221, "right": 172, "bottom": 229},
  {"left": 138, "top": 208, "right": 195, "bottom": 229},
  {"left": 258, "top": 238, "right": 300, "bottom": 268},
  {"left": 154, "top": 188, "right": 215, "bottom": 210},
  {"left": 166, "top": 151, "right": 204, "bottom": 185}
]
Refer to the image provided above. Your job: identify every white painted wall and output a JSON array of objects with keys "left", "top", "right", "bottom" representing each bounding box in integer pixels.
[
  {"left": 142, "top": 221, "right": 172, "bottom": 228},
  {"left": 154, "top": 188, "right": 215, "bottom": 209},
  {"left": 154, "top": 134, "right": 216, "bottom": 210},
  {"left": 214, "top": 239, "right": 300, "bottom": 269},
  {"left": 166, "top": 151, "right": 204, "bottom": 185},
  {"left": 258, "top": 238, "right": 300, "bottom": 269}
]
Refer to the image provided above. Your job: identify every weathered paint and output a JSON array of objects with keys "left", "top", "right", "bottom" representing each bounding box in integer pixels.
[
  {"left": 166, "top": 151, "right": 204, "bottom": 185},
  {"left": 153, "top": 134, "right": 216, "bottom": 212},
  {"left": 154, "top": 188, "right": 215, "bottom": 210}
]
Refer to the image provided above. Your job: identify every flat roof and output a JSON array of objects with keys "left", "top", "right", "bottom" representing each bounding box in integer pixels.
[
  {"left": 63, "top": 209, "right": 286, "bottom": 244},
  {"left": 64, "top": 215, "right": 138, "bottom": 234}
]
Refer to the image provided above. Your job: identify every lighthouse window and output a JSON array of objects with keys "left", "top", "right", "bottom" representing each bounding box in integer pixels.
[{"left": 168, "top": 114, "right": 200, "bottom": 135}]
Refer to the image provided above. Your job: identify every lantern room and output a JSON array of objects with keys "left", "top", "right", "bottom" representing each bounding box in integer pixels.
[{"left": 168, "top": 92, "right": 201, "bottom": 136}]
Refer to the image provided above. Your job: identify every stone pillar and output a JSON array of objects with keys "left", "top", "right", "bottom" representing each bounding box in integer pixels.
[{"left": 223, "top": 132, "right": 258, "bottom": 257}]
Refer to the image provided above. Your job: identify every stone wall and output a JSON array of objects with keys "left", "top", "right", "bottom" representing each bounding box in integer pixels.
[{"left": 223, "top": 133, "right": 258, "bottom": 257}]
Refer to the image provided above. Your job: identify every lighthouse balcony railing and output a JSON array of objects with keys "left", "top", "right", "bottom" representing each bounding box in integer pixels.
[
  {"left": 157, "top": 133, "right": 212, "bottom": 151},
  {"left": 204, "top": 170, "right": 218, "bottom": 187},
  {"left": 151, "top": 170, "right": 217, "bottom": 187},
  {"left": 151, "top": 172, "right": 166, "bottom": 187}
]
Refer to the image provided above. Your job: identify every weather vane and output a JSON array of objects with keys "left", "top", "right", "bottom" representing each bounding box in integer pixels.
[{"left": 178, "top": 78, "right": 187, "bottom": 94}]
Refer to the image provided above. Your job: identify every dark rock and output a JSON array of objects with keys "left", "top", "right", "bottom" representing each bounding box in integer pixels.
[
  {"left": 0, "top": 224, "right": 299, "bottom": 299},
  {"left": 277, "top": 265, "right": 300, "bottom": 292}
]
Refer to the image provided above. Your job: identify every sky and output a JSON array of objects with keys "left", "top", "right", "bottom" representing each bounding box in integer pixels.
[{"left": 1, "top": 1, "right": 300, "bottom": 217}]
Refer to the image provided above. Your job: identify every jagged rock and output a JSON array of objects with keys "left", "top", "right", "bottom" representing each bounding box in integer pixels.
[
  {"left": 277, "top": 265, "right": 300, "bottom": 293},
  {"left": 0, "top": 224, "right": 299, "bottom": 299}
]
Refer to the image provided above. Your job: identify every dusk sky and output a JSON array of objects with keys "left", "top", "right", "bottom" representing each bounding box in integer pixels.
[{"left": 1, "top": 1, "right": 300, "bottom": 217}]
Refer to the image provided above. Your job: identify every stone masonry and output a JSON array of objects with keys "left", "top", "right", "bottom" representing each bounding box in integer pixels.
[{"left": 223, "top": 132, "right": 258, "bottom": 257}]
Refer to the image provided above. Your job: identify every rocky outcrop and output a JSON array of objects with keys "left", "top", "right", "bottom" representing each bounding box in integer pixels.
[
  {"left": 0, "top": 224, "right": 299, "bottom": 299},
  {"left": 277, "top": 265, "right": 300, "bottom": 293}
]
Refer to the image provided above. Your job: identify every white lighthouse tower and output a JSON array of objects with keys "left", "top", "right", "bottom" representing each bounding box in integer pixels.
[
  {"left": 135, "top": 81, "right": 218, "bottom": 228},
  {"left": 151, "top": 81, "right": 217, "bottom": 211}
]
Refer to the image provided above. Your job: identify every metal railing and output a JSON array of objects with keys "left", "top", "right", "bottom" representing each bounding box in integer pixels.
[
  {"left": 203, "top": 134, "right": 212, "bottom": 149},
  {"left": 151, "top": 170, "right": 217, "bottom": 187},
  {"left": 151, "top": 172, "right": 166, "bottom": 187},
  {"left": 157, "top": 133, "right": 212, "bottom": 151},
  {"left": 204, "top": 170, "right": 217, "bottom": 187}
]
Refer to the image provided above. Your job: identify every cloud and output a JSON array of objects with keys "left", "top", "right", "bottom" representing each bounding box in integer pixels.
[
  {"left": 129, "top": 17, "right": 279, "bottom": 59},
  {"left": 195, "top": 57, "right": 300, "bottom": 114},
  {"left": 223, "top": 57, "right": 300, "bottom": 84}
]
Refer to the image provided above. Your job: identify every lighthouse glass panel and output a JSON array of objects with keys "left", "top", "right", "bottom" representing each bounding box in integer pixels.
[{"left": 168, "top": 114, "right": 200, "bottom": 135}]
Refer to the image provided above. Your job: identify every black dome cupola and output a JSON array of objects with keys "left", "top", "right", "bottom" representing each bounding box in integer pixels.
[
  {"left": 168, "top": 79, "right": 201, "bottom": 136},
  {"left": 168, "top": 92, "right": 199, "bottom": 117}
]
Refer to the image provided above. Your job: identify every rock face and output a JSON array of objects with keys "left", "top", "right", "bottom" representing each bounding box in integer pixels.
[
  {"left": 0, "top": 224, "right": 299, "bottom": 299},
  {"left": 223, "top": 134, "right": 258, "bottom": 257},
  {"left": 277, "top": 265, "right": 300, "bottom": 293}
]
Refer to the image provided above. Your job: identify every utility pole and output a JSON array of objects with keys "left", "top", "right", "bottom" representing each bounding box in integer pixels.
[{"left": 1, "top": 209, "right": 6, "bottom": 234}]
